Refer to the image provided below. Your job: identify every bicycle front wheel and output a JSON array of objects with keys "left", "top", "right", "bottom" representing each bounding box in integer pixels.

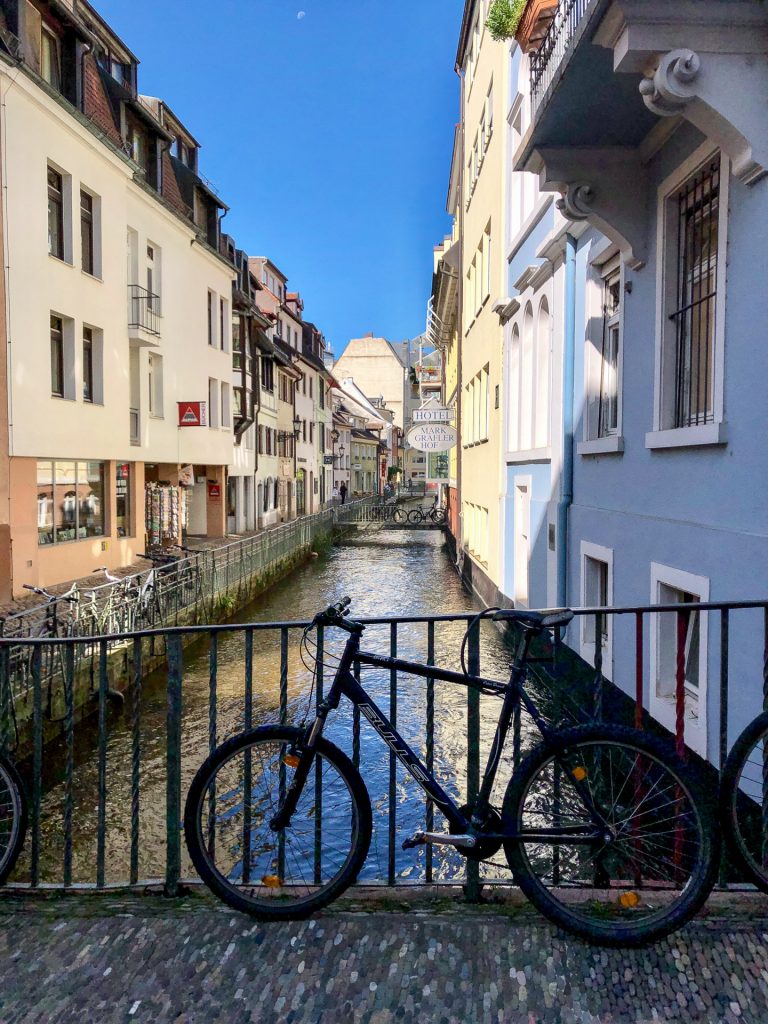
[
  {"left": 0, "top": 752, "right": 27, "bottom": 885},
  {"left": 184, "top": 726, "right": 372, "bottom": 919},
  {"left": 503, "top": 725, "right": 717, "bottom": 946},
  {"left": 392, "top": 507, "right": 407, "bottom": 523},
  {"left": 406, "top": 509, "right": 423, "bottom": 525},
  {"left": 720, "top": 710, "right": 768, "bottom": 893}
]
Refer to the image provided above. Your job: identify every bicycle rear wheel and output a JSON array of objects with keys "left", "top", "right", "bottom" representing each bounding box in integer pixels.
[
  {"left": 407, "top": 509, "right": 423, "bottom": 525},
  {"left": 392, "top": 508, "right": 407, "bottom": 524},
  {"left": 720, "top": 710, "right": 768, "bottom": 893},
  {"left": 184, "top": 726, "right": 372, "bottom": 918},
  {"left": 504, "top": 724, "right": 717, "bottom": 946},
  {"left": 0, "top": 752, "right": 27, "bottom": 885}
]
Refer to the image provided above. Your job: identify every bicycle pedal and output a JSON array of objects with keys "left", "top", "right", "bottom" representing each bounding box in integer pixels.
[{"left": 402, "top": 832, "right": 427, "bottom": 850}]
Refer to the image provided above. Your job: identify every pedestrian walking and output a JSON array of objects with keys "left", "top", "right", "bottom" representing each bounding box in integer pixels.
[
  {"left": 339, "top": 482, "right": 347, "bottom": 505},
  {"left": 332, "top": 485, "right": 339, "bottom": 504}
]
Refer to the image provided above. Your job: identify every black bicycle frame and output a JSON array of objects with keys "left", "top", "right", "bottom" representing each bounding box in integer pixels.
[{"left": 274, "top": 624, "right": 603, "bottom": 844}]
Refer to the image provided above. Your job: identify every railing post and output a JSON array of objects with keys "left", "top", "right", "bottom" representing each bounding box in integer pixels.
[
  {"left": 164, "top": 635, "right": 183, "bottom": 897},
  {"left": 465, "top": 618, "right": 481, "bottom": 902},
  {"left": 96, "top": 640, "right": 108, "bottom": 888},
  {"left": 634, "top": 612, "right": 644, "bottom": 729},
  {"left": 388, "top": 622, "right": 398, "bottom": 887},
  {"left": 675, "top": 610, "right": 687, "bottom": 759}
]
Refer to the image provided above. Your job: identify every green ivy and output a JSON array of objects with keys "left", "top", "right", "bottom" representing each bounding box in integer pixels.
[{"left": 486, "top": 0, "right": 527, "bottom": 41}]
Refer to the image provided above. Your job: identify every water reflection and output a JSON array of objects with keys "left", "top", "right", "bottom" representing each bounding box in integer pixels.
[{"left": 29, "top": 530, "right": 555, "bottom": 886}]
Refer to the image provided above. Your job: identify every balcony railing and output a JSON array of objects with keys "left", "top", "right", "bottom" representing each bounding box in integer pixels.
[
  {"left": 529, "top": 0, "right": 592, "bottom": 116},
  {"left": 128, "top": 284, "right": 161, "bottom": 337}
]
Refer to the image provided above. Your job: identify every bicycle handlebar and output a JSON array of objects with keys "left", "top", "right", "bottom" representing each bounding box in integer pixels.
[
  {"left": 23, "top": 584, "right": 77, "bottom": 603},
  {"left": 315, "top": 596, "right": 352, "bottom": 624}
]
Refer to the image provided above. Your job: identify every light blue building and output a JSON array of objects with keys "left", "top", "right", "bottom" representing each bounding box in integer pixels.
[{"left": 501, "top": 0, "right": 768, "bottom": 764}]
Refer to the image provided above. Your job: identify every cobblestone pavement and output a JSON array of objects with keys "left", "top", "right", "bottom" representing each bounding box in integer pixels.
[{"left": 2, "top": 892, "right": 768, "bottom": 1023}]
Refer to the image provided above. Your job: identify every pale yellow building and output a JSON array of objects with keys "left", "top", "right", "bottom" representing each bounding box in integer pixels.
[{"left": 455, "top": 0, "right": 508, "bottom": 604}]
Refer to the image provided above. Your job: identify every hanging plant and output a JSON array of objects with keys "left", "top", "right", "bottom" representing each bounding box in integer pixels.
[{"left": 486, "top": 0, "right": 527, "bottom": 41}]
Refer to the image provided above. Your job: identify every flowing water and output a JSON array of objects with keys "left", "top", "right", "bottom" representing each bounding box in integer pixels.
[{"left": 29, "top": 527, "right": 573, "bottom": 887}]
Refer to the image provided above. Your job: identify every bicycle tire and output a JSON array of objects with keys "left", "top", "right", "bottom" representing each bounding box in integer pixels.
[
  {"left": 184, "top": 725, "right": 372, "bottom": 919},
  {"left": 407, "top": 509, "right": 423, "bottom": 525},
  {"left": 431, "top": 509, "right": 447, "bottom": 525},
  {"left": 503, "top": 724, "right": 717, "bottom": 946},
  {"left": 720, "top": 710, "right": 768, "bottom": 893},
  {"left": 0, "top": 752, "right": 27, "bottom": 885},
  {"left": 392, "top": 508, "right": 407, "bottom": 524}
]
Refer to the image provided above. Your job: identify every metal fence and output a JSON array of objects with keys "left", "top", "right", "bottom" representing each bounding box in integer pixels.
[
  {"left": 0, "top": 598, "right": 766, "bottom": 893},
  {"left": 530, "top": 0, "right": 593, "bottom": 115},
  {"left": 0, "top": 498, "right": 375, "bottom": 703}
]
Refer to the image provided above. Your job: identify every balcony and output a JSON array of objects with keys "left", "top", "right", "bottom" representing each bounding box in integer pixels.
[
  {"left": 128, "top": 285, "right": 161, "bottom": 345},
  {"left": 529, "top": 0, "right": 593, "bottom": 116}
]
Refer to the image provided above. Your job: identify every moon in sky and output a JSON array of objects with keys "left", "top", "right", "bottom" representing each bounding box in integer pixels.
[{"left": 297, "top": 10, "right": 306, "bottom": 18}]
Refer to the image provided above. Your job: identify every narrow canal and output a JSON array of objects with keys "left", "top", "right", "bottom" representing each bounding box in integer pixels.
[{"left": 30, "top": 527, "right": 573, "bottom": 888}]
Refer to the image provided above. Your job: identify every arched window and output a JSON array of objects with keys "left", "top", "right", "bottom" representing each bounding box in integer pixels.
[
  {"left": 535, "top": 298, "right": 551, "bottom": 448},
  {"left": 508, "top": 323, "right": 520, "bottom": 451},
  {"left": 263, "top": 479, "right": 270, "bottom": 513},
  {"left": 520, "top": 303, "right": 534, "bottom": 450}
]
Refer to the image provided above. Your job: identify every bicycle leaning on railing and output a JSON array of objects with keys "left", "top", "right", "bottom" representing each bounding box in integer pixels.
[
  {"left": 185, "top": 598, "right": 719, "bottom": 947},
  {"left": 406, "top": 504, "right": 447, "bottom": 526},
  {"left": 0, "top": 750, "right": 26, "bottom": 885},
  {"left": 720, "top": 710, "right": 768, "bottom": 893}
]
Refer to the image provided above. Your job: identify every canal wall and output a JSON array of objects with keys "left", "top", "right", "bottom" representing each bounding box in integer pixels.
[{"left": 6, "top": 508, "right": 361, "bottom": 756}]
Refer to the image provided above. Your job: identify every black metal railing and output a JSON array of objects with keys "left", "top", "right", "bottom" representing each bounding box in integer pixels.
[
  {"left": 128, "top": 284, "right": 161, "bottom": 337},
  {"left": 0, "top": 598, "right": 766, "bottom": 893},
  {"left": 529, "top": 0, "right": 593, "bottom": 114}
]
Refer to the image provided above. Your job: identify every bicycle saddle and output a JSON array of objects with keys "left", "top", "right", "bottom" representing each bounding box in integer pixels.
[{"left": 492, "top": 608, "right": 574, "bottom": 629}]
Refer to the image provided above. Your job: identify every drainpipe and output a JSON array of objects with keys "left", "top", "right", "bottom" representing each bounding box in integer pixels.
[{"left": 557, "top": 232, "right": 577, "bottom": 608}]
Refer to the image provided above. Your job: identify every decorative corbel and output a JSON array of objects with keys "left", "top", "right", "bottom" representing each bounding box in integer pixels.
[
  {"left": 533, "top": 147, "right": 649, "bottom": 270},
  {"left": 639, "top": 49, "right": 701, "bottom": 117},
  {"left": 637, "top": 47, "right": 766, "bottom": 185}
]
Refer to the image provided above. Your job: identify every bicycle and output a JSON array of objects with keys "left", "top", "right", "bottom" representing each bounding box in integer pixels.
[
  {"left": 406, "top": 504, "right": 447, "bottom": 525},
  {"left": 18, "top": 585, "right": 80, "bottom": 717},
  {"left": 185, "top": 599, "right": 717, "bottom": 946},
  {"left": 719, "top": 710, "right": 768, "bottom": 892},
  {"left": 0, "top": 750, "right": 26, "bottom": 885}
]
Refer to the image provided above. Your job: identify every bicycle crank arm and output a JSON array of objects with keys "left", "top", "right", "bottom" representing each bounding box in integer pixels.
[{"left": 402, "top": 831, "right": 477, "bottom": 851}]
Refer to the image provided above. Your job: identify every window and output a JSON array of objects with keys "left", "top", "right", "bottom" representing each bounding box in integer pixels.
[
  {"left": 483, "top": 224, "right": 492, "bottom": 300},
  {"left": 221, "top": 382, "right": 230, "bottom": 429},
  {"left": 219, "top": 297, "right": 227, "bottom": 351},
  {"left": 580, "top": 542, "right": 613, "bottom": 675},
  {"left": 48, "top": 167, "right": 64, "bottom": 259},
  {"left": 261, "top": 358, "right": 274, "bottom": 392},
  {"left": 598, "top": 260, "right": 621, "bottom": 437},
  {"left": 309, "top": 422, "right": 314, "bottom": 444},
  {"left": 208, "top": 377, "right": 219, "bottom": 428},
  {"left": 36, "top": 460, "right": 105, "bottom": 545},
  {"left": 653, "top": 150, "right": 727, "bottom": 443},
  {"left": 115, "top": 463, "right": 132, "bottom": 537},
  {"left": 83, "top": 327, "right": 93, "bottom": 402},
  {"left": 309, "top": 377, "right": 313, "bottom": 400},
  {"left": 650, "top": 563, "right": 709, "bottom": 757},
  {"left": 41, "top": 27, "right": 61, "bottom": 90},
  {"left": 80, "top": 190, "right": 94, "bottom": 274},
  {"left": 207, "top": 291, "right": 216, "bottom": 346},
  {"left": 148, "top": 353, "right": 163, "bottom": 417},
  {"left": 50, "top": 315, "right": 63, "bottom": 396},
  {"left": 670, "top": 159, "right": 719, "bottom": 427},
  {"left": 534, "top": 299, "right": 551, "bottom": 448},
  {"left": 146, "top": 244, "right": 160, "bottom": 311},
  {"left": 232, "top": 317, "right": 243, "bottom": 370}
]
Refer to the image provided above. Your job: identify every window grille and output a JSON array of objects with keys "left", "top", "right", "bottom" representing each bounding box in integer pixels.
[{"left": 670, "top": 159, "right": 720, "bottom": 428}]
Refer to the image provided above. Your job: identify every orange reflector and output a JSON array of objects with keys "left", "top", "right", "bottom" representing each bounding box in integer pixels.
[
  {"left": 619, "top": 891, "right": 640, "bottom": 908},
  {"left": 571, "top": 766, "right": 587, "bottom": 781},
  {"left": 262, "top": 875, "right": 282, "bottom": 888},
  {"left": 283, "top": 755, "right": 300, "bottom": 768}
]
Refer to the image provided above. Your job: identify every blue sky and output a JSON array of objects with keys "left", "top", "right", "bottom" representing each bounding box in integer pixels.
[{"left": 97, "top": 0, "right": 464, "bottom": 356}]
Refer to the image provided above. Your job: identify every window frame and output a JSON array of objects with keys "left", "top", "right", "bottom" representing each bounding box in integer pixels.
[
  {"left": 648, "top": 146, "right": 729, "bottom": 450},
  {"left": 649, "top": 562, "right": 710, "bottom": 758},
  {"left": 50, "top": 314, "right": 64, "bottom": 397},
  {"left": 579, "top": 541, "right": 614, "bottom": 678},
  {"left": 41, "top": 26, "right": 62, "bottom": 91},
  {"left": 80, "top": 188, "right": 95, "bottom": 276},
  {"left": 82, "top": 326, "right": 94, "bottom": 403},
  {"left": 579, "top": 249, "right": 625, "bottom": 455},
  {"left": 47, "top": 166, "right": 65, "bottom": 261}
]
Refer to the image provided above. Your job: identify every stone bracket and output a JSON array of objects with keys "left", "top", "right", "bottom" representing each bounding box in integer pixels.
[
  {"left": 530, "top": 147, "right": 649, "bottom": 269},
  {"left": 595, "top": 0, "right": 768, "bottom": 186}
]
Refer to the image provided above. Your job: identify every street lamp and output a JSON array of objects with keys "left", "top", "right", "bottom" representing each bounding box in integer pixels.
[{"left": 277, "top": 415, "right": 302, "bottom": 443}]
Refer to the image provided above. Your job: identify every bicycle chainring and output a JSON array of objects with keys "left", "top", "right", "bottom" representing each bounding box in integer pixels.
[{"left": 452, "top": 804, "right": 504, "bottom": 862}]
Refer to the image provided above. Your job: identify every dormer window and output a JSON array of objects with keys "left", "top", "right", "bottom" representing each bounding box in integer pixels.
[
  {"left": 126, "top": 124, "right": 147, "bottom": 172},
  {"left": 41, "top": 27, "right": 61, "bottom": 91},
  {"left": 110, "top": 59, "right": 128, "bottom": 86}
]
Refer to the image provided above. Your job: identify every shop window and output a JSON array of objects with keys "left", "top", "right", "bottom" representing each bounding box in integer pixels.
[
  {"left": 37, "top": 460, "right": 105, "bottom": 545},
  {"left": 115, "top": 463, "right": 133, "bottom": 537}
]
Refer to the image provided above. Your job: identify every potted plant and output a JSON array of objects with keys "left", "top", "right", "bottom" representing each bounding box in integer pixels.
[{"left": 486, "top": 0, "right": 559, "bottom": 52}]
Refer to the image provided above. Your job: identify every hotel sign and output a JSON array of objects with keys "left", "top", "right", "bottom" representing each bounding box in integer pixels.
[
  {"left": 412, "top": 406, "right": 452, "bottom": 424},
  {"left": 406, "top": 424, "right": 457, "bottom": 453}
]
